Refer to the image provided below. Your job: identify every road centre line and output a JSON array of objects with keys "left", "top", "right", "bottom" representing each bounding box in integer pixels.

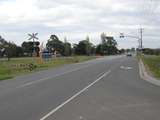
[
  {"left": 40, "top": 70, "right": 111, "bottom": 120},
  {"left": 18, "top": 64, "right": 93, "bottom": 88}
]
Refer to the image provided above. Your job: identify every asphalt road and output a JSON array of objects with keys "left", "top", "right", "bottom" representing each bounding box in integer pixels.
[{"left": 0, "top": 55, "right": 160, "bottom": 120}]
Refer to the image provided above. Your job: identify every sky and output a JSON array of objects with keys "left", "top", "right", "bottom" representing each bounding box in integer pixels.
[{"left": 0, "top": 0, "right": 160, "bottom": 49}]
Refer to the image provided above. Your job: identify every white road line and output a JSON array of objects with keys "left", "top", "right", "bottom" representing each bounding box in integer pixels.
[
  {"left": 18, "top": 64, "right": 92, "bottom": 88},
  {"left": 40, "top": 70, "right": 111, "bottom": 120},
  {"left": 120, "top": 66, "right": 133, "bottom": 70}
]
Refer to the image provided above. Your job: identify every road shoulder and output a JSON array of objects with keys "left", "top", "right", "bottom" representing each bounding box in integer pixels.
[{"left": 139, "top": 59, "right": 160, "bottom": 86}]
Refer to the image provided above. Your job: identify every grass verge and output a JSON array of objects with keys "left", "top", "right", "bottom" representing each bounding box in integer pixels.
[
  {"left": 140, "top": 55, "right": 160, "bottom": 79},
  {"left": 0, "top": 56, "right": 97, "bottom": 80}
]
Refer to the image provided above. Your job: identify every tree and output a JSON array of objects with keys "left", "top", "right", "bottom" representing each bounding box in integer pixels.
[
  {"left": 15, "top": 46, "right": 23, "bottom": 57},
  {"left": 64, "top": 37, "right": 72, "bottom": 56},
  {"left": 96, "top": 33, "right": 118, "bottom": 55},
  {"left": 0, "top": 36, "right": 6, "bottom": 57},
  {"left": 74, "top": 41, "right": 86, "bottom": 55},
  {"left": 74, "top": 37, "right": 94, "bottom": 55},
  {"left": 46, "top": 35, "right": 65, "bottom": 55},
  {"left": 119, "top": 48, "right": 125, "bottom": 54},
  {"left": 131, "top": 47, "right": 136, "bottom": 52},
  {"left": 0, "top": 36, "right": 23, "bottom": 60},
  {"left": 72, "top": 44, "right": 77, "bottom": 55},
  {"left": 105, "top": 36, "right": 118, "bottom": 55},
  {"left": 22, "top": 41, "right": 40, "bottom": 57},
  {"left": 96, "top": 44, "right": 103, "bottom": 55},
  {"left": 22, "top": 41, "right": 33, "bottom": 56},
  {"left": 5, "top": 42, "right": 17, "bottom": 60},
  {"left": 101, "top": 33, "right": 106, "bottom": 44},
  {"left": 142, "top": 48, "right": 160, "bottom": 55}
]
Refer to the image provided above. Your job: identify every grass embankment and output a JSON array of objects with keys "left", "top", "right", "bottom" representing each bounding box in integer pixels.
[
  {"left": 0, "top": 56, "right": 97, "bottom": 80},
  {"left": 141, "top": 55, "right": 160, "bottom": 79}
]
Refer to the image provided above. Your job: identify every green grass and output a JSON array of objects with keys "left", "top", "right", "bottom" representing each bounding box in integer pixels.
[
  {"left": 141, "top": 55, "right": 160, "bottom": 79},
  {"left": 0, "top": 67, "right": 13, "bottom": 80},
  {"left": 0, "top": 56, "right": 97, "bottom": 80}
]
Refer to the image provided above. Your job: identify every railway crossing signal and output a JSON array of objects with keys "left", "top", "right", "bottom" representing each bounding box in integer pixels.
[{"left": 28, "top": 33, "right": 39, "bottom": 56}]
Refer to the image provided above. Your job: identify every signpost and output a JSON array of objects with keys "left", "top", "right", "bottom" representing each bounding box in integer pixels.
[{"left": 28, "top": 33, "right": 39, "bottom": 56}]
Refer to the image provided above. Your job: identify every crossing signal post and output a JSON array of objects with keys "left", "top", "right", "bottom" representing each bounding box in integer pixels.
[{"left": 28, "top": 33, "right": 39, "bottom": 57}]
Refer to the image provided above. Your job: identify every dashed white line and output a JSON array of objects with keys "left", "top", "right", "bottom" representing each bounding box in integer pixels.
[{"left": 40, "top": 70, "right": 111, "bottom": 120}]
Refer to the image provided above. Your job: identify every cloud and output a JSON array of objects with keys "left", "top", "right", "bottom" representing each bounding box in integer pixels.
[{"left": 0, "top": 0, "right": 159, "bottom": 48}]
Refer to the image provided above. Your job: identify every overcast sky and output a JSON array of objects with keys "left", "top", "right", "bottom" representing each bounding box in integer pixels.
[{"left": 0, "top": 0, "right": 159, "bottom": 48}]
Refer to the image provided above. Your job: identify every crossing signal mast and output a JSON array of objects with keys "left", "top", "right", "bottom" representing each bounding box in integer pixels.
[
  {"left": 120, "top": 28, "right": 144, "bottom": 51},
  {"left": 28, "top": 33, "right": 39, "bottom": 56}
]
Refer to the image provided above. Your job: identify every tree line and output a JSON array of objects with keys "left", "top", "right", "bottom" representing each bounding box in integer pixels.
[
  {"left": 142, "top": 48, "right": 160, "bottom": 55},
  {"left": 0, "top": 33, "right": 123, "bottom": 60}
]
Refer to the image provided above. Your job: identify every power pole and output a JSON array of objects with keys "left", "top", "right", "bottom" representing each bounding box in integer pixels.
[
  {"left": 139, "top": 28, "right": 144, "bottom": 51},
  {"left": 120, "top": 28, "right": 144, "bottom": 53}
]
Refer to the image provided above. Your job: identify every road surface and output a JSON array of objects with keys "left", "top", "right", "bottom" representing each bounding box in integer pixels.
[{"left": 0, "top": 55, "right": 160, "bottom": 120}]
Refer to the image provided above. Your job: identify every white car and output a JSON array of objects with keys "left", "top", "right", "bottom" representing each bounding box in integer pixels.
[{"left": 126, "top": 53, "right": 132, "bottom": 57}]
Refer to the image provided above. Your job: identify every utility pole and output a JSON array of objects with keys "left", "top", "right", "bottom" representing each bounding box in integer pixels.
[
  {"left": 140, "top": 28, "right": 143, "bottom": 50},
  {"left": 120, "top": 28, "right": 144, "bottom": 52}
]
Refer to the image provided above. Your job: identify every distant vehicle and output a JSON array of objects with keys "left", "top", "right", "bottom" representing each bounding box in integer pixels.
[{"left": 126, "top": 53, "right": 132, "bottom": 57}]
